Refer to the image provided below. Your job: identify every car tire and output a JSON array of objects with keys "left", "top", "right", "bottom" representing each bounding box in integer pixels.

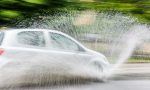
[{"left": 90, "top": 61, "right": 108, "bottom": 82}]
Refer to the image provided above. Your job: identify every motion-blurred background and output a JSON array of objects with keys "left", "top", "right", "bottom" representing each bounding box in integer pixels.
[
  {"left": 0, "top": 0, "right": 149, "bottom": 26},
  {"left": 0, "top": 0, "right": 150, "bottom": 64}
]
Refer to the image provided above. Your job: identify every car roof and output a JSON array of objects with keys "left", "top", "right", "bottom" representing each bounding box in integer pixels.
[
  {"left": 1, "top": 29, "right": 63, "bottom": 34},
  {"left": 0, "top": 28, "right": 88, "bottom": 50}
]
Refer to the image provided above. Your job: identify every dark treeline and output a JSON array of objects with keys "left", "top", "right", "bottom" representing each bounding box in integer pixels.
[{"left": 0, "top": 0, "right": 149, "bottom": 27}]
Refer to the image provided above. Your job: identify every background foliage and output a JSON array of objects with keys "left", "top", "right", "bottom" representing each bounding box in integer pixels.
[{"left": 0, "top": 0, "right": 149, "bottom": 27}]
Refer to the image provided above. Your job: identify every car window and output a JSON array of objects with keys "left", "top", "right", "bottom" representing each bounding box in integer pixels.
[
  {"left": 0, "top": 32, "right": 4, "bottom": 45},
  {"left": 49, "top": 32, "right": 81, "bottom": 51},
  {"left": 17, "top": 31, "right": 45, "bottom": 47}
]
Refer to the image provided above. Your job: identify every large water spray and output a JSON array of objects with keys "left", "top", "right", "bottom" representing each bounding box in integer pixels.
[
  {"left": 107, "top": 25, "right": 150, "bottom": 77},
  {"left": 14, "top": 10, "right": 150, "bottom": 75},
  {"left": 1, "top": 10, "right": 150, "bottom": 87},
  {"left": 21, "top": 10, "right": 150, "bottom": 66}
]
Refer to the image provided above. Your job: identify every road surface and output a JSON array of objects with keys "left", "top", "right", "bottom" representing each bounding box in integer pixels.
[
  {"left": 1, "top": 80, "right": 150, "bottom": 90},
  {"left": 1, "top": 64, "right": 150, "bottom": 90},
  {"left": 112, "top": 63, "right": 150, "bottom": 80}
]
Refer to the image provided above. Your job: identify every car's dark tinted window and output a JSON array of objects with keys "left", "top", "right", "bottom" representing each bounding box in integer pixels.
[
  {"left": 0, "top": 32, "right": 4, "bottom": 45},
  {"left": 17, "top": 31, "right": 45, "bottom": 47}
]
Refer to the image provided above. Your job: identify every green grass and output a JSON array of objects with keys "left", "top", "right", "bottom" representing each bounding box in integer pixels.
[{"left": 128, "top": 57, "right": 150, "bottom": 63}]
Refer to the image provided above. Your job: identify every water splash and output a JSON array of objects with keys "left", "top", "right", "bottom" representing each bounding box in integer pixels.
[
  {"left": 3, "top": 10, "right": 150, "bottom": 86},
  {"left": 107, "top": 25, "right": 150, "bottom": 77}
]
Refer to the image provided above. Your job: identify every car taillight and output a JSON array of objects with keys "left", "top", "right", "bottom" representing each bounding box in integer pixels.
[{"left": 0, "top": 48, "right": 4, "bottom": 55}]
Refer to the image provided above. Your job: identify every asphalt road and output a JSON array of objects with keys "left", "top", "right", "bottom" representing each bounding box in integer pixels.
[
  {"left": 112, "top": 63, "right": 150, "bottom": 80},
  {"left": 1, "top": 64, "right": 150, "bottom": 90},
  {"left": 1, "top": 80, "right": 150, "bottom": 90}
]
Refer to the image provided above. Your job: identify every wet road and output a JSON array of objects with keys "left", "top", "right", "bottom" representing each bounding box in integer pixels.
[
  {"left": 2, "top": 80, "right": 150, "bottom": 90},
  {"left": 1, "top": 64, "right": 150, "bottom": 90}
]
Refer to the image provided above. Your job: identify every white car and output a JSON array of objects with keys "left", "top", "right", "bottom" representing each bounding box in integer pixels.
[{"left": 0, "top": 29, "right": 109, "bottom": 86}]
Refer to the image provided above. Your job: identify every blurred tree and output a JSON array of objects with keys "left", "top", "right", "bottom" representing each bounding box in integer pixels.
[
  {"left": 0, "top": 0, "right": 68, "bottom": 26},
  {"left": 0, "top": 0, "right": 149, "bottom": 27}
]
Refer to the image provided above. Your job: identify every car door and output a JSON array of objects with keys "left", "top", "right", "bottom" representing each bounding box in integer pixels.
[
  {"left": 3, "top": 31, "right": 48, "bottom": 62},
  {"left": 47, "top": 32, "right": 93, "bottom": 69}
]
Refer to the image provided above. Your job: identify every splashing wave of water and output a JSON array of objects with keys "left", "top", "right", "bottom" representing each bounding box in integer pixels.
[{"left": 1, "top": 11, "right": 150, "bottom": 87}]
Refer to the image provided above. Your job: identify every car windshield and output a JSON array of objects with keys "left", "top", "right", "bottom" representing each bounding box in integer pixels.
[
  {"left": 49, "top": 32, "right": 81, "bottom": 51},
  {"left": 17, "top": 31, "right": 45, "bottom": 47}
]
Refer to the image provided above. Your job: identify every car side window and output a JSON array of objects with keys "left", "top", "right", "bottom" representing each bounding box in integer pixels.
[
  {"left": 0, "top": 32, "right": 4, "bottom": 45},
  {"left": 49, "top": 32, "right": 81, "bottom": 52},
  {"left": 17, "top": 31, "right": 45, "bottom": 47}
]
